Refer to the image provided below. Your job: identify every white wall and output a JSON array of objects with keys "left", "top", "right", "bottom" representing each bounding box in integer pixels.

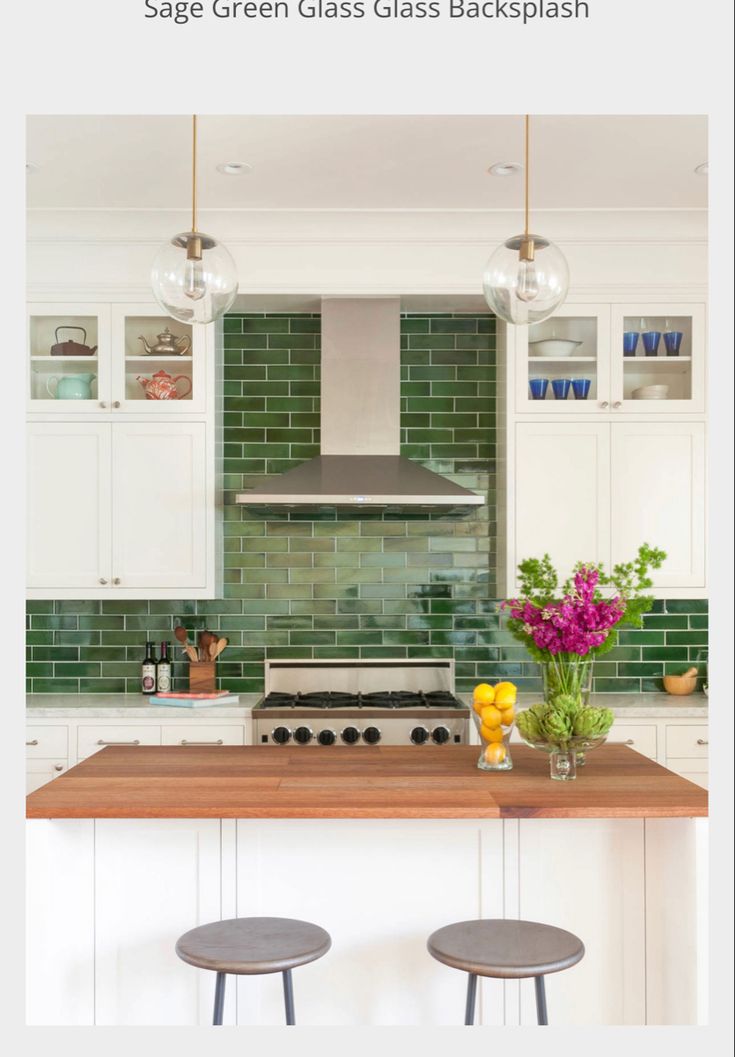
[{"left": 27, "top": 208, "right": 707, "bottom": 302}]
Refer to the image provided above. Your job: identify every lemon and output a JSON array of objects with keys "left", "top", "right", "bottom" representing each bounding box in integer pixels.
[
  {"left": 493, "top": 681, "right": 517, "bottom": 707},
  {"left": 473, "top": 683, "right": 495, "bottom": 706},
  {"left": 480, "top": 705, "right": 503, "bottom": 728},
  {"left": 500, "top": 706, "right": 515, "bottom": 726},
  {"left": 484, "top": 743, "right": 507, "bottom": 765},
  {"left": 483, "top": 726, "right": 504, "bottom": 744}
]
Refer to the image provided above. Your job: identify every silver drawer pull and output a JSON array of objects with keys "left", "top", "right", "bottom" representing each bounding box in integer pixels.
[
  {"left": 624, "top": 739, "right": 635, "bottom": 746},
  {"left": 96, "top": 739, "right": 141, "bottom": 746},
  {"left": 26, "top": 739, "right": 39, "bottom": 746},
  {"left": 696, "top": 738, "right": 708, "bottom": 746},
  {"left": 180, "top": 739, "right": 224, "bottom": 746},
  {"left": 53, "top": 764, "right": 64, "bottom": 772}
]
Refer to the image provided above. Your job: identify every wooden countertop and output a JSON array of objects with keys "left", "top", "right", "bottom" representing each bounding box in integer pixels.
[{"left": 25, "top": 744, "right": 708, "bottom": 820}]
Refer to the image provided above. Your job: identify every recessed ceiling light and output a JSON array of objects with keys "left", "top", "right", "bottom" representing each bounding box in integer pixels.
[
  {"left": 694, "top": 162, "right": 708, "bottom": 176},
  {"left": 26, "top": 162, "right": 38, "bottom": 175},
  {"left": 488, "top": 162, "right": 523, "bottom": 177},
  {"left": 216, "top": 162, "right": 253, "bottom": 176}
]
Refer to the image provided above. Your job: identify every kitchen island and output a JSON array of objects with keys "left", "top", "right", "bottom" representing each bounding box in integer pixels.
[{"left": 26, "top": 745, "right": 707, "bottom": 1027}]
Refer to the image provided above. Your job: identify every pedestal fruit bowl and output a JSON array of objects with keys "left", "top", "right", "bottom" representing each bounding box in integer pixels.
[
  {"left": 472, "top": 681, "right": 517, "bottom": 771},
  {"left": 515, "top": 695, "right": 614, "bottom": 780}
]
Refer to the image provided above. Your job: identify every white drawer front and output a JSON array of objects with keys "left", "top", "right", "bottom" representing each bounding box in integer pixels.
[
  {"left": 161, "top": 725, "right": 244, "bottom": 747},
  {"left": 665, "top": 725, "right": 709, "bottom": 758},
  {"left": 77, "top": 725, "right": 161, "bottom": 759},
  {"left": 607, "top": 724, "right": 658, "bottom": 759},
  {"left": 26, "top": 726, "right": 68, "bottom": 758},
  {"left": 26, "top": 758, "right": 67, "bottom": 793},
  {"left": 666, "top": 758, "right": 708, "bottom": 789}
]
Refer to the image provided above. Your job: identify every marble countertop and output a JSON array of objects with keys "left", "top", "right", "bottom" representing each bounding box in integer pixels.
[{"left": 27, "top": 691, "right": 708, "bottom": 720}]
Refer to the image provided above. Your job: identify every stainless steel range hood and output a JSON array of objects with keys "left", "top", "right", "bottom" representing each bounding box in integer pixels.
[{"left": 236, "top": 298, "right": 484, "bottom": 509}]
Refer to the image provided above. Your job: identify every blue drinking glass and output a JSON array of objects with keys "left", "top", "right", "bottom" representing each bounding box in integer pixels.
[
  {"left": 642, "top": 331, "right": 662, "bottom": 357},
  {"left": 551, "top": 378, "right": 572, "bottom": 400},
  {"left": 663, "top": 330, "right": 683, "bottom": 356},
  {"left": 529, "top": 378, "right": 549, "bottom": 400},
  {"left": 623, "top": 331, "right": 639, "bottom": 357},
  {"left": 571, "top": 377, "right": 591, "bottom": 400}
]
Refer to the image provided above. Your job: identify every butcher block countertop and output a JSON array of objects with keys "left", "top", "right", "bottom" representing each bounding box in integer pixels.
[{"left": 26, "top": 744, "right": 708, "bottom": 820}]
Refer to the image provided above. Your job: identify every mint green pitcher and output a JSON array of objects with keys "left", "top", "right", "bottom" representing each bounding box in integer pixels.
[{"left": 46, "top": 373, "right": 96, "bottom": 400}]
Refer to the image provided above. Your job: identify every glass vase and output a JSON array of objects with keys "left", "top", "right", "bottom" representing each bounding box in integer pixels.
[
  {"left": 472, "top": 711, "right": 514, "bottom": 772},
  {"left": 541, "top": 655, "right": 593, "bottom": 705}
]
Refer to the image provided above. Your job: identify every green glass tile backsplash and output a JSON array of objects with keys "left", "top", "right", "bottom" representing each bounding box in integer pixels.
[{"left": 26, "top": 314, "right": 707, "bottom": 695}]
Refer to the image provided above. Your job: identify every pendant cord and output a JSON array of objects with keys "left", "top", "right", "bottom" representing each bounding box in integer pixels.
[
  {"left": 191, "top": 114, "right": 198, "bottom": 234},
  {"left": 524, "top": 114, "right": 530, "bottom": 237}
]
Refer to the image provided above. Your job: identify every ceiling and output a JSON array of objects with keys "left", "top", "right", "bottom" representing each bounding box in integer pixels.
[{"left": 26, "top": 115, "right": 707, "bottom": 212}]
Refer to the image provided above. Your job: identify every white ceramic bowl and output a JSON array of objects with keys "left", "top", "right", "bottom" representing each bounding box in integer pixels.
[
  {"left": 632, "top": 385, "right": 669, "bottom": 400},
  {"left": 528, "top": 338, "right": 583, "bottom": 358}
]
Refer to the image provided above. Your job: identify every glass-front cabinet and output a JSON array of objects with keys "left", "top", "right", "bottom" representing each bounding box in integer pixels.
[
  {"left": 516, "top": 304, "right": 610, "bottom": 412},
  {"left": 515, "top": 302, "right": 705, "bottom": 414},
  {"left": 28, "top": 302, "right": 206, "bottom": 413}
]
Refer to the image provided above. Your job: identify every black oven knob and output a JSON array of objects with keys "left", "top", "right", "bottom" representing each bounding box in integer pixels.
[
  {"left": 271, "top": 726, "right": 291, "bottom": 745},
  {"left": 293, "top": 726, "right": 313, "bottom": 745},
  {"left": 431, "top": 725, "right": 451, "bottom": 745},
  {"left": 362, "top": 726, "right": 382, "bottom": 745},
  {"left": 410, "top": 725, "right": 430, "bottom": 745},
  {"left": 341, "top": 726, "right": 361, "bottom": 745},
  {"left": 317, "top": 729, "right": 336, "bottom": 746}
]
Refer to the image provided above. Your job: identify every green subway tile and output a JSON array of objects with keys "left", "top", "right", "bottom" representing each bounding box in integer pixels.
[
  {"left": 641, "top": 646, "right": 689, "bottom": 661},
  {"left": 643, "top": 615, "right": 688, "bottom": 630},
  {"left": 593, "top": 678, "right": 641, "bottom": 693},
  {"left": 53, "top": 663, "right": 101, "bottom": 677},
  {"left": 30, "top": 679, "right": 79, "bottom": 693},
  {"left": 665, "top": 599, "right": 708, "bottom": 613},
  {"left": 618, "top": 631, "right": 664, "bottom": 645},
  {"left": 32, "top": 647, "right": 79, "bottom": 661},
  {"left": 665, "top": 631, "right": 709, "bottom": 645},
  {"left": 26, "top": 662, "right": 54, "bottom": 677},
  {"left": 688, "top": 615, "right": 709, "bottom": 629},
  {"left": 617, "top": 662, "right": 665, "bottom": 677}
]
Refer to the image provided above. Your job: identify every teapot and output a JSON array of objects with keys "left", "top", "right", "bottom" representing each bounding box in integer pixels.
[
  {"left": 46, "top": 373, "right": 96, "bottom": 400},
  {"left": 137, "top": 369, "right": 192, "bottom": 401},
  {"left": 138, "top": 327, "right": 191, "bottom": 357}
]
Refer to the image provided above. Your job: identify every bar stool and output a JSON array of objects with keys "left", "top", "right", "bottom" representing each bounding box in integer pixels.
[
  {"left": 427, "top": 918, "right": 584, "bottom": 1025},
  {"left": 176, "top": 916, "right": 332, "bottom": 1025}
]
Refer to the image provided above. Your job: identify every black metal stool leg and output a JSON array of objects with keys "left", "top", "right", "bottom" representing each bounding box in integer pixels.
[
  {"left": 534, "top": 975, "right": 548, "bottom": 1025},
  {"left": 213, "top": 971, "right": 226, "bottom": 1025},
  {"left": 464, "top": 972, "right": 478, "bottom": 1025},
  {"left": 283, "top": 968, "right": 295, "bottom": 1025}
]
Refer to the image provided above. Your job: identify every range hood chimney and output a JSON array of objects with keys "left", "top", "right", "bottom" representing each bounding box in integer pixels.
[{"left": 236, "top": 298, "right": 484, "bottom": 510}]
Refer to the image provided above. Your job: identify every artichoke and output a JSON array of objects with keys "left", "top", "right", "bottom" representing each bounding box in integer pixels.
[
  {"left": 539, "top": 707, "right": 575, "bottom": 743},
  {"left": 550, "top": 694, "right": 583, "bottom": 719},
  {"left": 573, "top": 707, "right": 614, "bottom": 739},
  {"left": 516, "top": 707, "right": 544, "bottom": 742}
]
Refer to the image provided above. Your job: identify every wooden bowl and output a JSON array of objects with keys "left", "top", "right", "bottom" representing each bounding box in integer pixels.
[{"left": 663, "top": 673, "right": 698, "bottom": 696}]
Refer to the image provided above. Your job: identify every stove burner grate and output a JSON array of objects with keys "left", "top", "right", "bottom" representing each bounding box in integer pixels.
[{"left": 260, "top": 689, "right": 464, "bottom": 710}]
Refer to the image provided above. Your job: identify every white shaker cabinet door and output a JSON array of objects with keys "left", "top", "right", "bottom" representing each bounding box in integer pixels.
[
  {"left": 111, "top": 422, "right": 207, "bottom": 590},
  {"left": 611, "top": 422, "right": 705, "bottom": 589},
  {"left": 27, "top": 421, "right": 112, "bottom": 589},
  {"left": 514, "top": 422, "right": 611, "bottom": 587}
]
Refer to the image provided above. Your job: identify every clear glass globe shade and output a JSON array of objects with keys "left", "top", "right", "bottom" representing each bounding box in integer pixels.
[
  {"left": 482, "top": 234, "right": 569, "bottom": 325},
  {"left": 151, "top": 232, "right": 239, "bottom": 324}
]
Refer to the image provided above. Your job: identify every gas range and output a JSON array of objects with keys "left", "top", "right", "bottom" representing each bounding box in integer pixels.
[{"left": 253, "top": 660, "right": 470, "bottom": 747}]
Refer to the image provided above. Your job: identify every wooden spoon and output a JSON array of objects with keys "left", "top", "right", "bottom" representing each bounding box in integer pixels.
[
  {"left": 211, "top": 637, "right": 228, "bottom": 660},
  {"left": 174, "top": 625, "right": 198, "bottom": 664},
  {"left": 199, "top": 630, "right": 217, "bottom": 661}
]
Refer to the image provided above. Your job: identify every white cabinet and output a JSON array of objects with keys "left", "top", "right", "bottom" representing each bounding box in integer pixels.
[
  {"left": 27, "top": 420, "right": 216, "bottom": 599},
  {"left": 29, "top": 302, "right": 205, "bottom": 414},
  {"left": 507, "top": 420, "right": 706, "bottom": 594},
  {"left": 111, "top": 422, "right": 208, "bottom": 590},
  {"left": 515, "top": 302, "right": 705, "bottom": 415},
  {"left": 611, "top": 422, "right": 706, "bottom": 589},
  {"left": 514, "top": 422, "right": 611, "bottom": 577},
  {"left": 27, "top": 422, "right": 112, "bottom": 590}
]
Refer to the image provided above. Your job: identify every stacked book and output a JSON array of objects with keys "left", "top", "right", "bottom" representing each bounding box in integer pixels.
[{"left": 147, "top": 690, "right": 241, "bottom": 707}]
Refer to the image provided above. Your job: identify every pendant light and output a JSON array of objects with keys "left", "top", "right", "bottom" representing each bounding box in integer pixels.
[
  {"left": 151, "top": 115, "right": 238, "bottom": 324},
  {"left": 482, "top": 115, "right": 569, "bottom": 325}
]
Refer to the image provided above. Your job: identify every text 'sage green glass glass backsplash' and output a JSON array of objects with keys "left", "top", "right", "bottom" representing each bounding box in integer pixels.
[{"left": 26, "top": 314, "right": 708, "bottom": 695}]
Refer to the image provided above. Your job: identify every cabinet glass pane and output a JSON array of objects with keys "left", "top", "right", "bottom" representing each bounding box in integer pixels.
[
  {"left": 621, "top": 314, "right": 693, "bottom": 402},
  {"left": 526, "top": 315, "right": 599, "bottom": 405},
  {"left": 123, "top": 315, "right": 194, "bottom": 404},
  {"left": 29, "top": 314, "right": 99, "bottom": 404}
]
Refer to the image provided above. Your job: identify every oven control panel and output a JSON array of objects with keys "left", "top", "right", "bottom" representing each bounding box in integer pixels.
[{"left": 256, "top": 717, "right": 468, "bottom": 746}]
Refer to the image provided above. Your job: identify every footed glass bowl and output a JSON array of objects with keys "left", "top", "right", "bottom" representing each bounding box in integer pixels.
[
  {"left": 472, "top": 709, "right": 514, "bottom": 772},
  {"left": 518, "top": 735, "right": 608, "bottom": 780}
]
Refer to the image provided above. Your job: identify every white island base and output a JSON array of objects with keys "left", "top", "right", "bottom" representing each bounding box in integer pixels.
[{"left": 27, "top": 816, "right": 707, "bottom": 1027}]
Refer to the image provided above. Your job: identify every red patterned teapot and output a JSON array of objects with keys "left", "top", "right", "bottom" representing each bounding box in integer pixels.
[{"left": 136, "top": 369, "right": 192, "bottom": 401}]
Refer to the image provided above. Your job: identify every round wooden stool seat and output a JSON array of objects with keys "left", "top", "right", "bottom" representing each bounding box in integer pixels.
[
  {"left": 176, "top": 916, "right": 332, "bottom": 976},
  {"left": 427, "top": 918, "right": 584, "bottom": 979}
]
